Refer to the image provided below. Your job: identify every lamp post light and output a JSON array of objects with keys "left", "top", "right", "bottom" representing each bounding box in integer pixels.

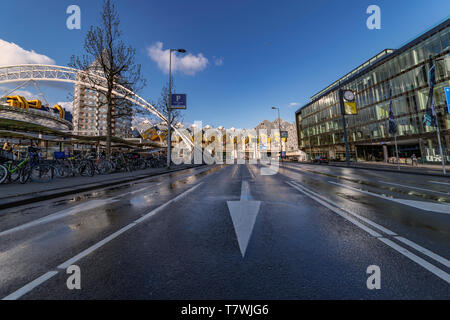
[
  {"left": 272, "top": 106, "right": 282, "bottom": 162},
  {"left": 167, "top": 48, "right": 186, "bottom": 169}
]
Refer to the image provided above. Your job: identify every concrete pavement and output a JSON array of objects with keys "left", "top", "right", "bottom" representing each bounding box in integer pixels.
[{"left": 0, "top": 163, "right": 449, "bottom": 299}]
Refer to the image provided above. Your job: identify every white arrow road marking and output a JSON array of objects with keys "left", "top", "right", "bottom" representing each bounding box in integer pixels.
[
  {"left": 227, "top": 180, "right": 261, "bottom": 258},
  {"left": 329, "top": 181, "right": 450, "bottom": 214}
]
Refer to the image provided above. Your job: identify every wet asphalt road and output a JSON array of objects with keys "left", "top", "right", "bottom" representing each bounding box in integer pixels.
[{"left": 0, "top": 163, "right": 449, "bottom": 299}]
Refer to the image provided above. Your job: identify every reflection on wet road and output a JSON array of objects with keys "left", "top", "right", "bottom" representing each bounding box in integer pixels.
[{"left": 0, "top": 163, "right": 449, "bottom": 299}]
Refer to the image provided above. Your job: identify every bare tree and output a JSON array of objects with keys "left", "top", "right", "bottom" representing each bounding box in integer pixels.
[{"left": 69, "top": 0, "right": 145, "bottom": 155}]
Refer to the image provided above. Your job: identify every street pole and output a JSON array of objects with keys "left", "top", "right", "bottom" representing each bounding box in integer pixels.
[
  {"left": 166, "top": 48, "right": 186, "bottom": 169},
  {"left": 272, "top": 106, "right": 282, "bottom": 162},
  {"left": 430, "top": 56, "right": 447, "bottom": 175},
  {"left": 428, "top": 57, "right": 446, "bottom": 175},
  {"left": 167, "top": 49, "right": 172, "bottom": 169},
  {"left": 436, "top": 117, "right": 446, "bottom": 175},
  {"left": 394, "top": 134, "right": 400, "bottom": 170},
  {"left": 277, "top": 108, "right": 283, "bottom": 162},
  {"left": 339, "top": 89, "right": 351, "bottom": 166}
]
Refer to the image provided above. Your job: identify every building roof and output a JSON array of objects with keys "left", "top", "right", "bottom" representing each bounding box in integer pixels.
[{"left": 296, "top": 17, "right": 450, "bottom": 116}]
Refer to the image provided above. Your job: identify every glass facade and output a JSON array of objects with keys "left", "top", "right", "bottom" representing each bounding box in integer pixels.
[{"left": 296, "top": 19, "right": 450, "bottom": 164}]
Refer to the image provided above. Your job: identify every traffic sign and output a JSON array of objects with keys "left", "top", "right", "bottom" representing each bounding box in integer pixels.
[
  {"left": 170, "top": 94, "right": 187, "bottom": 109},
  {"left": 445, "top": 87, "right": 450, "bottom": 113},
  {"left": 281, "top": 131, "right": 288, "bottom": 139}
]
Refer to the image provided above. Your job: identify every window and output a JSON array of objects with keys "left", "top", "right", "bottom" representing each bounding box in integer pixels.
[
  {"left": 416, "top": 88, "right": 429, "bottom": 111},
  {"left": 440, "top": 29, "right": 450, "bottom": 51}
]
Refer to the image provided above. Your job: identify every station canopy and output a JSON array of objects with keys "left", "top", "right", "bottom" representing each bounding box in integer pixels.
[{"left": 0, "top": 118, "right": 163, "bottom": 148}]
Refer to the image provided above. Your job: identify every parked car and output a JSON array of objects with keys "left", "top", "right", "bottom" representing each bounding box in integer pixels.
[{"left": 313, "top": 156, "right": 329, "bottom": 164}]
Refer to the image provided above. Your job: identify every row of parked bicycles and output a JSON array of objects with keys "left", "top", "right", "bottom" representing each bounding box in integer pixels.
[{"left": 0, "top": 147, "right": 167, "bottom": 184}]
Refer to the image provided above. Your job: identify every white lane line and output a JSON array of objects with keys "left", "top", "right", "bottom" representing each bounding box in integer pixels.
[
  {"left": 0, "top": 198, "right": 119, "bottom": 237},
  {"left": 126, "top": 182, "right": 163, "bottom": 195},
  {"left": 240, "top": 180, "right": 252, "bottom": 201},
  {"left": 286, "top": 182, "right": 382, "bottom": 237},
  {"left": 0, "top": 181, "right": 167, "bottom": 238},
  {"left": 0, "top": 184, "right": 156, "bottom": 237},
  {"left": 57, "top": 223, "right": 137, "bottom": 269},
  {"left": 287, "top": 180, "right": 450, "bottom": 284},
  {"left": 296, "top": 180, "right": 450, "bottom": 268},
  {"left": 134, "top": 182, "right": 203, "bottom": 224},
  {"left": 2, "top": 271, "right": 58, "bottom": 300},
  {"left": 247, "top": 165, "right": 256, "bottom": 180},
  {"left": 378, "top": 238, "right": 450, "bottom": 284},
  {"left": 329, "top": 181, "right": 450, "bottom": 214},
  {"left": 394, "top": 236, "right": 450, "bottom": 268},
  {"left": 59, "top": 182, "right": 203, "bottom": 268},
  {"left": 289, "top": 181, "right": 397, "bottom": 236},
  {"left": 379, "top": 181, "right": 450, "bottom": 196},
  {"left": 429, "top": 180, "right": 450, "bottom": 186},
  {"left": 1, "top": 182, "right": 203, "bottom": 300}
]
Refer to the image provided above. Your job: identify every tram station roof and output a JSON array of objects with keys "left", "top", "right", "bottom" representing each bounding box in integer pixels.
[{"left": 0, "top": 118, "right": 163, "bottom": 148}]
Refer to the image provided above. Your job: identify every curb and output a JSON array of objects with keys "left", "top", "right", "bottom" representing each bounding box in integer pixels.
[{"left": 0, "top": 165, "right": 204, "bottom": 210}]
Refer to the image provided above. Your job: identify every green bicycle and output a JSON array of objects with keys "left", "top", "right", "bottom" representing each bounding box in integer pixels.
[
  {"left": 0, "top": 147, "right": 56, "bottom": 184},
  {"left": 0, "top": 156, "right": 30, "bottom": 184}
]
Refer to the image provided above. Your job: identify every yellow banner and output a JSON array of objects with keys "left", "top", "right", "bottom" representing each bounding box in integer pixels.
[{"left": 344, "top": 101, "right": 357, "bottom": 115}]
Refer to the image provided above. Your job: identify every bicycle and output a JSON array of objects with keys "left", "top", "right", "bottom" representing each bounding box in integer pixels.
[
  {"left": 0, "top": 163, "right": 7, "bottom": 184},
  {"left": 91, "top": 153, "right": 113, "bottom": 175},
  {"left": 0, "top": 150, "right": 36, "bottom": 184},
  {"left": 19, "top": 147, "right": 57, "bottom": 183},
  {"left": 111, "top": 152, "right": 132, "bottom": 173}
]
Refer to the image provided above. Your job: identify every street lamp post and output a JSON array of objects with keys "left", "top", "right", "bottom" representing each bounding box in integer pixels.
[
  {"left": 272, "top": 106, "right": 282, "bottom": 162},
  {"left": 167, "top": 48, "right": 186, "bottom": 169},
  {"left": 338, "top": 89, "right": 351, "bottom": 166}
]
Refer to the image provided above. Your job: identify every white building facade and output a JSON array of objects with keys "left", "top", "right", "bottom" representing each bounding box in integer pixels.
[{"left": 72, "top": 84, "right": 132, "bottom": 138}]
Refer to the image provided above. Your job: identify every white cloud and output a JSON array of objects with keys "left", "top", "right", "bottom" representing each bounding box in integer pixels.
[
  {"left": 56, "top": 101, "right": 73, "bottom": 112},
  {"left": 147, "top": 42, "right": 208, "bottom": 76},
  {"left": 0, "top": 39, "right": 55, "bottom": 66},
  {"left": 289, "top": 102, "right": 301, "bottom": 108},
  {"left": 213, "top": 56, "right": 224, "bottom": 66}
]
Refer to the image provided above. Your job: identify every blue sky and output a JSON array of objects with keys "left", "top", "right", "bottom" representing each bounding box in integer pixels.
[{"left": 0, "top": 0, "right": 449, "bottom": 128}]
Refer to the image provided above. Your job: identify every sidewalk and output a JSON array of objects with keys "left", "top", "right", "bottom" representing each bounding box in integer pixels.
[
  {"left": 0, "top": 164, "right": 202, "bottom": 210},
  {"left": 326, "top": 160, "right": 449, "bottom": 177}
]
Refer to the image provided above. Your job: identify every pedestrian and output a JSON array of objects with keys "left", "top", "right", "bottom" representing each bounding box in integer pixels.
[
  {"left": 11, "top": 144, "right": 20, "bottom": 160},
  {"left": 2, "top": 142, "right": 14, "bottom": 160},
  {"left": 411, "top": 154, "right": 418, "bottom": 167},
  {"left": 2, "top": 141, "right": 11, "bottom": 152}
]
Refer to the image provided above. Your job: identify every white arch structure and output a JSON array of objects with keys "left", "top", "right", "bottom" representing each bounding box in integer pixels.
[{"left": 0, "top": 64, "right": 194, "bottom": 148}]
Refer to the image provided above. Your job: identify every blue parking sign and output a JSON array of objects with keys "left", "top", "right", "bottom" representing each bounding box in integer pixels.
[
  {"left": 445, "top": 87, "right": 450, "bottom": 113},
  {"left": 171, "top": 94, "right": 187, "bottom": 109}
]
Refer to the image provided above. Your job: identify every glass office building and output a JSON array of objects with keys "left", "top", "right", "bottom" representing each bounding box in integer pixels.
[{"left": 295, "top": 18, "right": 450, "bottom": 164}]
